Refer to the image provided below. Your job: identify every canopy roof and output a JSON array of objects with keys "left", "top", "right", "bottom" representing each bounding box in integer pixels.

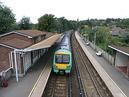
[
  {"left": 108, "top": 45, "right": 129, "bottom": 56},
  {"left": 23, "top": 34, "right": 61, "bottom": 52}
]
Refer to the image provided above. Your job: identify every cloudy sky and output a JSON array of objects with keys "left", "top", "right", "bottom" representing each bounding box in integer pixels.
[{"left": 1, "top": 0, "right": 129, "bottom": 23}]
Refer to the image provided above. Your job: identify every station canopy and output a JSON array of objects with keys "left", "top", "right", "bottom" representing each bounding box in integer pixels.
[{"left": 23, "top": 34, "right": 61, "bottom": 52}]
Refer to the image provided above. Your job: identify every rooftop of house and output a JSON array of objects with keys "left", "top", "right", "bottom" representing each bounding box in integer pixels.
[
  {"left": 0, "top": 30, "right": 57, "bottom": 49},
  {"left": 0, "top": 30, "right": 46, "bottom": 39},
  {"left": 1, "top": 38, "right": 32, "bottom": 49},
  {"left": 15, "top": 30, "right": 46, "bottom": 38},
  {"left": 111, "top": 27, "right": 128, "bottom": 36}
]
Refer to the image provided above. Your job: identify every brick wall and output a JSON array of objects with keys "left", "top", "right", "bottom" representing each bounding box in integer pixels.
[{"left": 0, "top": 46, "right": 13, "bottom": 72}]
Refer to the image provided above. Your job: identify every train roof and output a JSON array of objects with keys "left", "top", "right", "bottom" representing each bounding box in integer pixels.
[
  {"left": 55, "top": 49, "right": 71, "bottom": 53},
  {"left": 56, "top": 32, "right": 71, "bottom": 51}
]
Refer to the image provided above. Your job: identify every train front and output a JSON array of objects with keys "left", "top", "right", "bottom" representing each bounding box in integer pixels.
[{"left": 53, "top": 49, "right": 72, "bottom": 74}]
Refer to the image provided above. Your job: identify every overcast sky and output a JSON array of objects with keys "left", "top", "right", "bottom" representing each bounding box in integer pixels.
[{"left": 1, "top": 0, "right": 129, "bottom": 23}]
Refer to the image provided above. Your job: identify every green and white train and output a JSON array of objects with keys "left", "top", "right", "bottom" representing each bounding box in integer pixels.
[{"left": 53, "top": 31, "right": 72, "bottom": 74}]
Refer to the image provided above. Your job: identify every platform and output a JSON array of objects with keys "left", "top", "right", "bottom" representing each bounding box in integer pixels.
[
  {"left": 0, "top": 54, "right": 50, "bottom": 97},
  {"left": 75, "top": 31, "right": 128, "bottom": 97},
  {"left": 28, "top": 63, "right": 51, "bottom": 97}
]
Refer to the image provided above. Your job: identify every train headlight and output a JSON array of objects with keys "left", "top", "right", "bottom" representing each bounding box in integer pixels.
[
  {"left": 54, "top": 64, "right": 58, "bottom": 68},
  {"left": 67, "top": 65, "right": 70, "bottom": 68}
]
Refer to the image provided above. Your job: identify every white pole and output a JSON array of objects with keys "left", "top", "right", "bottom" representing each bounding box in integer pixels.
[
  {"left": 14, "top": 50, "right": 19, "bottom": 82},
  {"left": 94, "top": 32, "right": 96, "bottom": 50},
  {"left": 10, "top": 52, "right": 14, "bottom": 68}
]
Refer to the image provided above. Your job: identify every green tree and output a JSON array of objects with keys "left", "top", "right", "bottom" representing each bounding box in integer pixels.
[
  {"left": 116, "top": 18, "right": 129, "bottom": 29},
  {"left": 68, "top": 20, "right": 78, "bottom": 30},
  {"left": 56, "top": 17, "right": 69, "bottom": 32},
  {"left": 122, "top": 34, "right": 129, "bottom": 44},
  {"left": 55, "top": 17, "right": 63, "bottom": 33},
  {"left": 18, "top": 16, "right": 31, "bottom": 30},
  {"left": 56, "top": 17, "right": 78, "bottom": 33},
  {"left": 38, "top": 14, "right": 56, "bottom": 32},
  {"left": 95, "top": 26, "right": 111, "bottom": 50},
  {"left": 0, "top": 4, "right": 15, "bottom": 34},
  {"left": 95, "top": 27, "right": 110, "bottom": 44},
  {"left": 80, "top": 25, "right": 93, "bottom": 41},
  {"left": 81, "top": 26, "right": 111, "bottom": 50}
]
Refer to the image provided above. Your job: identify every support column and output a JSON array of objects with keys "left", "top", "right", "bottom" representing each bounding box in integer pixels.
[
  {"left": 127, "top": 61, "right": 129, "bottom": 77},
  {"left": 20, "top": 53, "right": 24, "bottom": 75},
  {"left": 14, "top": 50, "right": 18, "bottom": 82}
]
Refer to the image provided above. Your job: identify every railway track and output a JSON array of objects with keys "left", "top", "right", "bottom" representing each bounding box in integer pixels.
[
  {"left": 72, "top": 32, "right": 113, "bottom": 97},
  {"left": 42, "top": 32, "right": 85, "bottom": 97},
  {"left": 70, "top": 57, "right": 86, "bottom": 97},
  {"left": 42, "top": 32, "right": 112, "bottom": 97},
  {"left": 70, "top": 34, "right": 86, "bottom": 97},
  {"left": 42, "top": 74, "right": 68, "bottom": 97},
  {"left": 42, "top": 63, "right": 86, "bottom": 97}
]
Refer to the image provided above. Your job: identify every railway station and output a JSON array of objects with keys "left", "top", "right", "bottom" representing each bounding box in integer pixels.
[
  {"left": 1, "top": 0, "right": 129, "bottom": 97},
  {"left": 0, "top": 30, "right": 61, "bottom": 81},
  {"left": 0, "top": 31, "right": 129, "bottom": 97},
  {"left": 0, "top": 30, "right": 61, "bottom": 97}
]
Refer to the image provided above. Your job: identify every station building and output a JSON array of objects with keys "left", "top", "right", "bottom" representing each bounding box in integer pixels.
[
  {"left": 0, "top": 30, "right": 60, "bottom": 81},
  {"left": 109, "top": 45, "right": 129, "bottom": 76}
]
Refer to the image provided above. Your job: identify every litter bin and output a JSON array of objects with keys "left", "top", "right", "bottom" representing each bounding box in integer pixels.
[
  {"left": 0, "top": 76, "right": 8, "bottom": 88},
  {"left": 2, "top": 80, "right": 8, "bottom": 87}
]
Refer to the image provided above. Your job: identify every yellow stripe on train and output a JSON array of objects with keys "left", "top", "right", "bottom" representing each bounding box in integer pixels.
[
  {"left": 55, "top": 52, "right": 70, "bottom": 55},
  {"left": 56, "top": 64, "right": 68, "bottom": 69}
]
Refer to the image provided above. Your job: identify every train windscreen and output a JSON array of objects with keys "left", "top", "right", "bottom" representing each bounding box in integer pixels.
[{"left": 55, "top": 54, "right": 70, "bottom": 64}]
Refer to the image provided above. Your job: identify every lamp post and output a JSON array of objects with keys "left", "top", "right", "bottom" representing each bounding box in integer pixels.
[
  {"left": 92, "top": 26, "right": 97, "bottom": 50},
  {"left": 94, "top": 31, "right": 96, "bottom": 50}
]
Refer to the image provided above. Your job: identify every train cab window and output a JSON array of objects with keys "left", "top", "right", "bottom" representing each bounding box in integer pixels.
[
  {"left": 55, "top": 54, "right": 62, "bottom": 63},
  {"left": 62, "top": 54, "right": 70, "bottom": 64},
  {"left": 55, "top": 54, "right": 70, "bottom": 64}
]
